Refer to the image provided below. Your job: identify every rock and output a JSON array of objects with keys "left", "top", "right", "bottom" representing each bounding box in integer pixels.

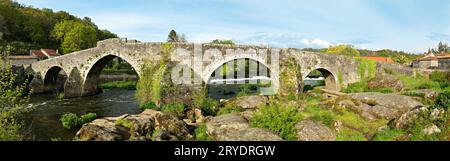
[
  {"left": 342, "top": 93, "right": 424, "bottom": 120},
  {"left": 239, "top": 110, "right": 255, "bottom": 121},
  {"left": 422, "top": 124, "right": 441, "bottom": 135},
  {"left": 295, "top": 120, "right": 336, "bottom": 141},
  {"left": 394, "top": 106, "right": 429, "bottom": 129},
  {"left": 407, "top": 89, "right": 438, "bottom": 100},
  {"left": 430, "top": 108, "right": 446, "bottom": 121},
  {"left": 75, "top": 109, "right": 192, "bottom": 141},
  {"left": 153, "top": 131, "right": 180, "bottom": 141},
  {"left": 186, "top": 108, "right": 206, "bottom": 123},
  {"left": 367, "top": 74, "right": 405, "bottom": 92},
  {"left": 223, "top": 95, "right": 268, "bottom": 109},
  {"left": 206, "top": 114, "right": 283, "bottom": 141},
  {"left": 75, "top": 119, "right": 130, "bottom": 141}
]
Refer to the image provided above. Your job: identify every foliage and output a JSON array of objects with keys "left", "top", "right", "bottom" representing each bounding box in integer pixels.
[
  {"left": 433, "top": 92, "right": 449, "bottom": 110},
  {"left": 161, "top": 102, "right": 186, "bottom": 118},
  {"left": 342, "top": 81, "right": 367, "bottom": 93},
  {"left": 99, "top": 81, "right": 137, "bottom": 90},
  {"left": 115, "top": 118, "right": 133, "bottom": 129},
  {"left": 192, "top": 89, "right": 219, "bottom": 116},
  {"left": 250, "top": 102, "right": 302, "bottom": 141},
  {"left": 325, "top": 44, "right": 360, "bottom": 57},
  {"left": 428, "top": 41, "right": 450, "bottom": 54},
  {"left": 60, "top": 112, "right": 97, "bottom": 130},
  {"left": 167, "top": 29, "right": 187, "bottom": 42},
  {"left": 395, "top": 74, "right": 441, "bottom": 91},
  {"left": 372, "top": 128, "right": 405, "bottom": 141},
  {"left": 211, "top": 39, "right": 235, "bottom": 45},
  {"left": 0, "top": 56, "right": 30, "bottom": 140},
  {"left": 429, "top": 71, "right": 449, "bottom": 83},
  {"left": 0, "top": 0, "right": 116, "bottom": 55},
  {"left": 139, "top": 102, "right": 158, "bottom": 110},
  {"left": 358, "top": 49, "right": 420, "bottom": 64},
  {"left": 336, "top": 127, "right": 367, "bottom": 141},
  {"left": 51, "top": 20, "right": 97, "bottom": 54},
  {"left": 194, "top": 124, "right": 212, "bottom": 141}
]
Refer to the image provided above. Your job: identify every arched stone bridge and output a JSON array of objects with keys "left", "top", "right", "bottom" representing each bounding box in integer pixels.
[{"left": 29, "top": 38, "right": 385, "bottom": 98}]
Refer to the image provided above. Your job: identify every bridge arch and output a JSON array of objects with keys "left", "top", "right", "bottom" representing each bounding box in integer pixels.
[
  {"left": 303, "top": 67, "right": 339, "bottom": 91},
  {"left": 82, "top": 54, "right": 140, "bottom": 96},
  {"left": 204, "top": 57, "right": 277, "bottom": 98},
  {"left": 43, "top": 66, "right": 68, "bottom": 93}
]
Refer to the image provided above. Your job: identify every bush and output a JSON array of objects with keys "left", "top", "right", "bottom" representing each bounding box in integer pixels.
[
  {"left": 140, "top": 102, "right": 158, "bottom": 110},
  {"left": 250, "top": 103, "right": 302, "bottom": 141},
  {"left": 193, "top": 89, "right": 219, "bottom": 116},
  {"left": 161, "top": 102, "right": 186, "bottom": 118},
  {"left": 60, "top": 113, "right": 98, "bottom": 130},
  {"left": 433, "top": 92, "right": 450, "bottom": 110},
  {"left": 194, "top": 124, "right": 212, "bottom": 141},
  {"left": 430, "top": 71, "right": 449, "bottom": 83}
]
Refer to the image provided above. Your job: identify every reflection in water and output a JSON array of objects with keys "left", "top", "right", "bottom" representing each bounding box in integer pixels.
[{"left": 23, "top": 89, "right": 141, "bottom": 141}]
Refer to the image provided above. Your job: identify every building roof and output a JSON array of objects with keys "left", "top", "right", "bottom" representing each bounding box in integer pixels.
[
  {"left": 8, "top": 55, "right": 38, "bottom": 60},
  {"left": 41, "top": 49, "right": 60, "bottom": 56},
  {"left": 360, "top": 56, "right": 395, "bottom": 63},
  {"left": 30, "top": 50, "right": 47, "bottom": 58},
  {"left": 416, "top": 53, "right": 450, "bottom": 61}
]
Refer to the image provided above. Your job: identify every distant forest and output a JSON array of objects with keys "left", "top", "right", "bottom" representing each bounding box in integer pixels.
[{"left": 0, "top": 0, "right": 117, "bottom": 55}]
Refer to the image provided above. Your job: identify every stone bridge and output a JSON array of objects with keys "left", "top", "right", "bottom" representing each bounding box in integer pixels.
[{"left": 28, "top": 38, "right": 391, "bottom": 98}]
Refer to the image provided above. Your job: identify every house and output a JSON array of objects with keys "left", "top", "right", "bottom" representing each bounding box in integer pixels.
[
  {"left": 412, "top": 52, "right": 450, "bottom": 70},
  {"left": 30, "top": 49, "right": 60, "bottom": 60},
  {"left": 360, "top": 56, "right": 395, "bottom": 63},
  {"left": 4, "top": 49, "right": 60, "bottom": 68}
]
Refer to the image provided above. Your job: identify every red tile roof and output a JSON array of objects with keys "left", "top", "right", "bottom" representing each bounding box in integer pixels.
[
  {"left": 416, "top": 53, "right": 450, "bottom": 61},
  {"left": 42, "top": 49, "right": 59, "bottom": 56},
  {"left": 30, "top": 50, "right": 47, "bottom": 58},
  {"left": 9, "top": 55, "right": 38, "bottom": 60},
  {"left": 360, "top": 56, "right": 395, "bottom": 63}
]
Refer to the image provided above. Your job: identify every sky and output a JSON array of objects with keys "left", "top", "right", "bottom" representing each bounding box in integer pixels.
[{"left": 15, "top": 0, "right": 450, "bottom": 53}]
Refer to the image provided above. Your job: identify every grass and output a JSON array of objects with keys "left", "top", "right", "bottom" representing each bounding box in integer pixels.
[
  {"left": 217, "top": 104, "right": 245, "bottom": 115},
  {"left": 372, "top": 128, "right": 406, "bottom": 141},
  {"left": 161, "top": 102, "right": 187, "bottom": 118},
  {"left": 250, "top": 102, "right": 302, "bottom": 141},
  {"left": 115, "top": 118, "right": 133, "bottom": 129},
  {"left": 194, "top": 124, "right": 212, "bottom": 141},
  {"left": 336, "top": 127, "right": 368, "bottom": 141},
  {"left": 99, "top": 81, "right": 137, "bottom": 90}
]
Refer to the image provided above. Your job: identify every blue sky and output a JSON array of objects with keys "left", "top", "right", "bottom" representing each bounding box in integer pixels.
[{"left": 16, "top": 0, "right": 450, "bottom": 53}]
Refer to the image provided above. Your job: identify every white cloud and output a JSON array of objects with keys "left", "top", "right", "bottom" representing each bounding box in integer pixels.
[{"left": 300, "top": 38, "right": 333, "bottom": 48}]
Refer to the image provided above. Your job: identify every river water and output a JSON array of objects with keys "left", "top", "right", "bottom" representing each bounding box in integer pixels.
[{"left": 23, "top": 89, "right": 141, "bottom": 141}]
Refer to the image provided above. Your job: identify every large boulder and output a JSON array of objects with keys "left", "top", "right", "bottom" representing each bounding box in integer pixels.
[
  {"left": 406, "top": 89, "right": 439, "bottom": 100},
  {"left": 206, "top": 114, "right": 283, "bottom": 141},
  {"left": 339, "top": 93, "right": 425, "bottom": 120},
  {"left": 393, "top": 106, "right": 429, "bottom": 129},
  {"left": 75, "top": 118, "right": 130, "bottom": 141},
  {"left": 367, "top": 74, "right": 405, "bottom": 92},
  {"left": 75, "top": 109, "right": 192, "bottom": 141},
  {"left": 222, "top": 95, "right": 268, "bottom": 109},
  {"left": 295, "top": 120, "right": 336, "bottom": 141}
]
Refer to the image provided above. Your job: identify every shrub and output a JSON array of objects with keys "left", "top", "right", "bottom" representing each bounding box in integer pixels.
[
  {"left": 161, "top": 102, "right": 186, "bottom": 118},
  {"left": 60, "top": 113, "right": 80, "bottom": 129},
  {"left": 60, "top": 113, "right": 98, "bottom": 130},
  {"left": 250, "top": 103, "right": 302, "bottom": 141},
  {"left": 430, "top": 71, "right": 449, "bottom": 83},
  {"left": 433, "top": 92, "right": 450, "bottom": 110},
  {"left": 140, "top": 102, "right": 158, "bottom": 110},
  {"left": 193, "top": 89, "right": 219, "bottom": 116},
  {"left": 194, "top": 124, "right": 212, "bottom": 141}
]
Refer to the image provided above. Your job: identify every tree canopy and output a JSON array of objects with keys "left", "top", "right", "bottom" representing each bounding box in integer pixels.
[
  {"left": 211, "top": 39, "right": 235, "bottom": 45},
  {"left": 0, "top": 0, "right": 117, "bottom": 55},
  {"left": 325, "top": 44, "right": 360, "bottom": 57},
  {"left": 167, "top": 29, "right": 187, "bottom": 43}
]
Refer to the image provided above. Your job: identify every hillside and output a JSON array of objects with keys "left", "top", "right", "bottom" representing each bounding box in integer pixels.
[{"left": 0, "top": 0, "right": 117, "bottom": 55}]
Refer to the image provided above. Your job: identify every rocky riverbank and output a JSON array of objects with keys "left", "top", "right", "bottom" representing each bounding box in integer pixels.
[{"left": 74, "top": 92, "right": 448, "bottom": 141}]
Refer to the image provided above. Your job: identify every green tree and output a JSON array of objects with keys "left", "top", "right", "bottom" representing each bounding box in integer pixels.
[
  {"left": 325, "top": 44, "right": 360, "bottom": 57},
  {"left": 167, "top": 29, "right": 187, "bottom": 43},
  {"left": 0, "top": 53, "right": 30, "bottom": 141},
  {"left": 211, "top": 39, "right": 235, "bottom": 45},
  {"left": 52, "top": 20, "right": 97, "bottom": 54}
]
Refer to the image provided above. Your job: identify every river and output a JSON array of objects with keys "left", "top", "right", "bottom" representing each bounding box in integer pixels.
[{"left": 23, "top": 89, "right": 141, "bottom": 141}]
